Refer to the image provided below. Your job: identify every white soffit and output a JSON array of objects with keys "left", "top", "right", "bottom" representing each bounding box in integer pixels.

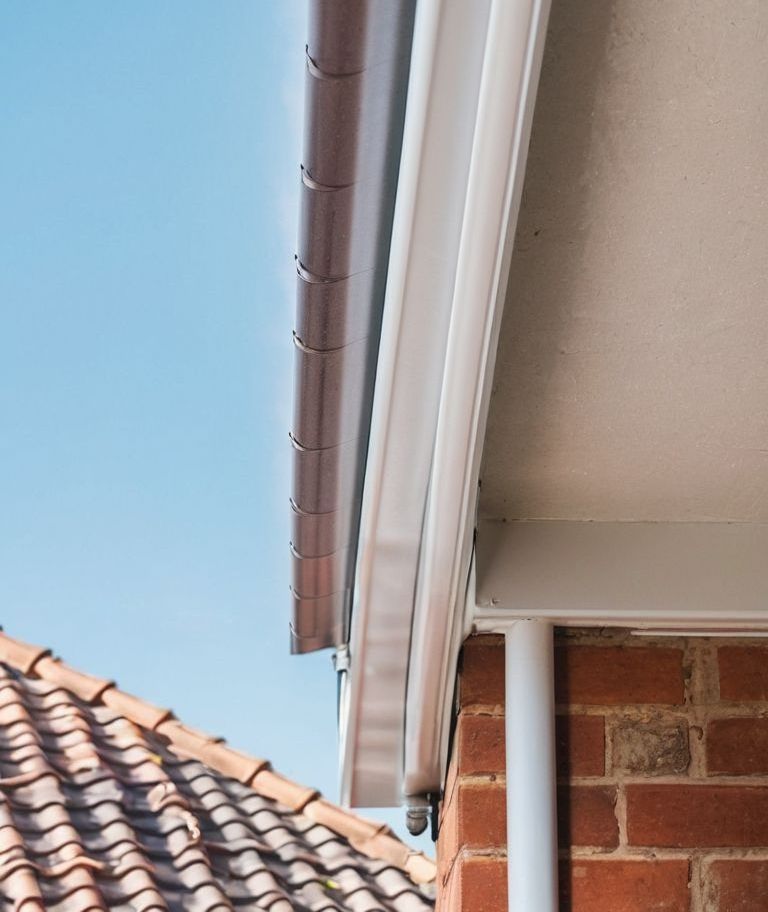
[
  {"left": 340, "top": 0, "right": 551, "bottom": 806},
  {"left": 480, "top": 0, "right": 768, "bottom": 525}
]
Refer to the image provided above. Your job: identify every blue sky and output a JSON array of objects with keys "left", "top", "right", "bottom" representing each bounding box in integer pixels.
[{"left": 0, "top": 2, "right": 428, "bottom": 853}]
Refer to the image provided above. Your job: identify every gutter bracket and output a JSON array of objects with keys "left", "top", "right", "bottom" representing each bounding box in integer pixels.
[{"left": 333, "top": 645, "right": 350, "bottom": 673}]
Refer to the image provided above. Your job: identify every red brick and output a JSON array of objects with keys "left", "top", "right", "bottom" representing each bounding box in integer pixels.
[
  {"left": 560, "top": 859, "right": 689, "bottom": 912},
  {"left": 452, "top": 855, "right": 507, "bottom": 912},
  {"left": 457, "top": 712, "right": 606, "bottom": 778},
  {"left": 707, "top": 718, "right": 768, "bottom": 775},
  {"left": 437, "top": 766, "right": 461, "bottom": 882},
  {"left": 556, "top": 714, "right": 606, "bottom": 777},
  {"left": 627, "top": 784, "right": 768, "bottom": 847},
  {"left": 718, "top": 646, "right": 768, "bottom": 702},
  {"left": 555, "top": 646, "right": 685, "bottom": 705},
  {"left": 558, "top": 786, "right": 618, "bottom": 848},
  {"left": 455, "top": 782, "right": 506, "bottom": 849},
  {"left": 457, "top": 714, "right": 505, "bottom": 776},
  {"left": 705, "top": 860, "right": 768, "bottom": 912},
  {"left": 442, "top": 856, "right": 691, "bottom": 912},
  {"left": 461, "top": 640, "right": 686, "bottom": 708},
  {"left": 445, "top": 782, "right": 618, "bottom": 852},
  {"left": 460, "top": 639, "right": 504, "bottom": 708}
]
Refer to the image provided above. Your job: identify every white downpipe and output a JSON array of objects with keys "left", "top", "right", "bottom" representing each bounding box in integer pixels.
[{"left": 505, "top": 620, "right": 558, "bottom": 912}]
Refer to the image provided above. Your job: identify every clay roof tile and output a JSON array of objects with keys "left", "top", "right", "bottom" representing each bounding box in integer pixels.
[
  {"left": 250, "top": 768, "right": 319, "bottom": 812},
  {"left": 301, "top": 798, "right": 382, "bottom": 847},
  {"left": 32, "top": 655, "right": 114, "bottom": 704},
  {"left": 154, "top": 720, "right": 221, "bottom": 758},
  {"left": 0, "top": 630, "right": 436, "bottom": 909},
  {"left": 0, "top": 632, "right": 51, "bottom": 675},
  {"left": 100, "top": 687, "right": 172, "bottom": 731},
  {"left": 193, "top": 741, "right": 269, "bottom": 784}
]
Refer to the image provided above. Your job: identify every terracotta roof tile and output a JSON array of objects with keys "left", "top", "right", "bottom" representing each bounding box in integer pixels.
[
  {"left": 250, "top": 769, "right": 319, "bottom": 812},
  {"left": 32, "top": 657, "right": 114, "bottom": 704},
  {"left": 191, "top": 741, "right": 268, "bottom": 785},
  {"left": 0, "top": 634, "right": 50, "bottom": 676},
  {"left": 100, "top": 689, "right": 171, "bottom": 732},
  {"left": 0, "top": 631, "right": 435, "bottom": 911}
]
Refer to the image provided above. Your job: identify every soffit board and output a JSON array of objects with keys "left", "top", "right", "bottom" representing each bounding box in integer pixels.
[{"left": 480, "top": 0, "right": 768, "bottom": 524}]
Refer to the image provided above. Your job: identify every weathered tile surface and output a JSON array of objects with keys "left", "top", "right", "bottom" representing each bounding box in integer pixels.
[{"left": 0, "top": 639, "right": 434, "bottom": 912}]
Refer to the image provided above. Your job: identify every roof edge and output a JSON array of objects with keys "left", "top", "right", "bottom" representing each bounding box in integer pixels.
[
  {"left": 340, "top": 0, "right": 552, "bottom": 807},
  {"left": 290, "top": 0, "right": 417, "bottom": 653},
  {"left": 403, "top": 0, "right": 553, "bottom": 799},
  {"left": 0, "top": 629, "right": 435, "bottom": 886}
]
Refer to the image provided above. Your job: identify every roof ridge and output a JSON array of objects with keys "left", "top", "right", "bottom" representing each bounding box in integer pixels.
[{"left": 0, "top": 630, "right": 436, "bottom": 885}]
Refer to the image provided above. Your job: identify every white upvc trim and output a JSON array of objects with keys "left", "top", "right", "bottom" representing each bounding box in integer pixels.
[
  {"left": 404, "top": 0, "right": 553, "bottom": 799},
  {"left": 339, "top": 0, "right": 491, "bottom": 808},
  {"left": 340, "top": 0, "right": 552, "bottom": 808},
  {"left": 475, "top": 519, "right": 768, "bottom": 631},
  {"left": 504, "top": 621, "right": 558, "bottom": 912}
]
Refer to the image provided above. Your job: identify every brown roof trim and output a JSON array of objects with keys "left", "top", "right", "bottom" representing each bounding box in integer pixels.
[
  {"left": 290, "top": 0, "right": 417, "bottom": 652},
  {"left": 0, "top": 630, "right": 436, "bottom": 885}
]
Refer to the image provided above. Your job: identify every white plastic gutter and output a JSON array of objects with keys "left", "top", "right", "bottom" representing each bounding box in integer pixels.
[
  {"left": 340, "top": 0, "right": 497, "bottom": 808},
  {"left": 404, "top": 0, "right": 553, "bottom": 801},
  {"left": 341, "top": 17, "right": 553, "bottom": 907}
]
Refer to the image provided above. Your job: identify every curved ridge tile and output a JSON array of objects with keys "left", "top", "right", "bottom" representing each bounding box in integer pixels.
[{"left": 0, "top": 636, "right": 51, "bottom": 677}]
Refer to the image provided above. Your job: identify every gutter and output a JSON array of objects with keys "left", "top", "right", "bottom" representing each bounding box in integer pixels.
[
  {"left": 340, "top": 0, "right": 552, "bottom": 811},
  {"left": 290, "top": 0, "right": 416, "bottom": 653},
  {"left": 404, "top": 0, "right": 552, "bottom": 802},
  {"left": 338, "top": 6, "right": 558, "bottom": 907}
]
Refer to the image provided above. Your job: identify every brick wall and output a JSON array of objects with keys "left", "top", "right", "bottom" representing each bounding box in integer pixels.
[{"left": 436, "top": 630, "right": 768, "bottom": 912}]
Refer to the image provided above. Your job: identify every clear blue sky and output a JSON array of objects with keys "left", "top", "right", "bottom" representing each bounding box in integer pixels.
[{"left": 0, "top": 1, "right": 428, "bottom": 853}]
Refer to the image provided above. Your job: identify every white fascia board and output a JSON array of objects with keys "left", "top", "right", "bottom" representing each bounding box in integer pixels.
[
  {"left": 475, "top": 519, "right": 768, "bottom": 632},
  {"left": 339, "top": 0, "right": 553, "bottom": 808}
]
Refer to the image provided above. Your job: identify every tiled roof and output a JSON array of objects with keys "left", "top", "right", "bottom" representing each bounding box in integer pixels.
[{"left": 0, "top": 632, "right": 435, "bottom": 912}]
